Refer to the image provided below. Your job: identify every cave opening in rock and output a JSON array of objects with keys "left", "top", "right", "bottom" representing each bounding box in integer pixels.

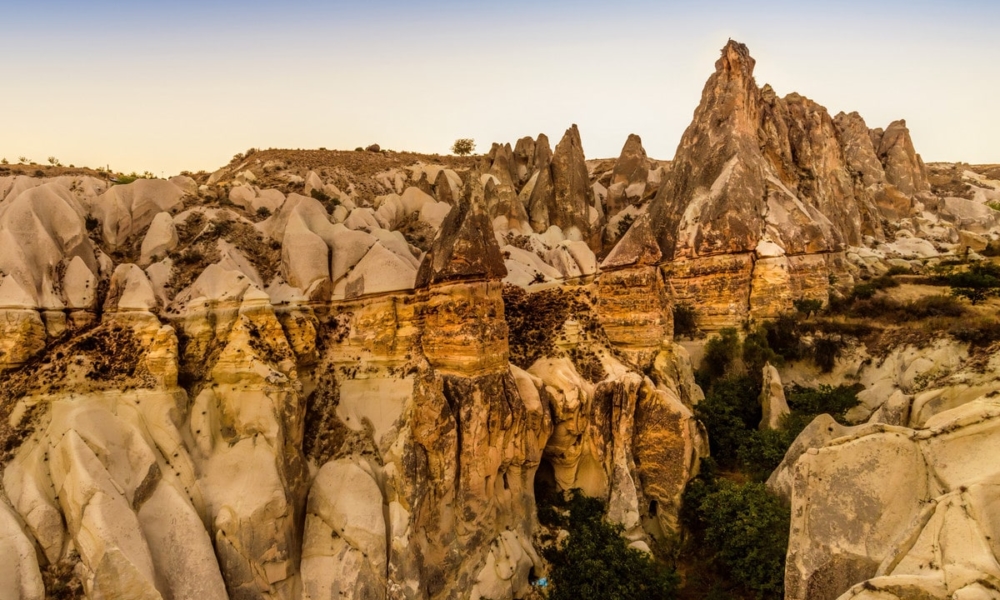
[{"left": 533, "top": 457, "right": 559, "bottom": 506}]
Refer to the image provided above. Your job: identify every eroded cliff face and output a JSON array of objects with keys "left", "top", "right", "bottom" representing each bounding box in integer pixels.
[
  {"left": 626, "top": 40, "right": 945, "bottom": 327},
  {"left": 1, "top": 38, "right": 998, "bottom": 600},
  {"left": 0, "top": 164, "right": 706, "bottom": 600}
]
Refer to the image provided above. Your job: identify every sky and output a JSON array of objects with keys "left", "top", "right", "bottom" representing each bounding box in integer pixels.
[{"left": 1, "top": 0, "right": 998, "bottom": 176}]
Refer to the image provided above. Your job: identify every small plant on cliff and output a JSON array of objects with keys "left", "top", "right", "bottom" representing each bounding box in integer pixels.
[
  {"left": 544, "top": 490, "right": 679, "bottom": 600},
  {"left": 451, "top": 138, "right": 475, "bottom": 156},
  {"left": 792, "top": 298, "right": 822, "bottom": 317}
]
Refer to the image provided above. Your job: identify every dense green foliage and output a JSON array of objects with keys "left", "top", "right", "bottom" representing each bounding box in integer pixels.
[
  {"left": 543, "top": 490, "right": 679, "bottom": 600},
  {"left": 451, "top": 138, "right": 476, "bottom": 155},
  {"left": 682, "top": 476, "right": 790, "bottom": 598},
  {"left": 695, "top": 374, "right": 760, "bottom": 468},
  {"left": 947, "top": 262, "right": 1000, "bottom": 305}
]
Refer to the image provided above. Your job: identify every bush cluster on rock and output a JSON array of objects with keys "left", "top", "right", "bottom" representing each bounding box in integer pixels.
[{"left": 541, "top": 490, "right": 679, "bottom": 599}]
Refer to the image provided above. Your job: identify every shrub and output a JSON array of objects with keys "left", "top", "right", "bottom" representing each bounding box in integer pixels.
[
  {"left": 741, "top": 328, "right": 781, "bottom": 377},
  {"left": 47, "top": 156, "right": 61, "bottom": 166},
  {"left": 950, "top": 317, "right": 1000, "bottom": 347},
  {"left": 948, "top": 262, "right": 1000, "bottom": 305},
  {"left": 694, "top": 374, "right": 760, "bottom": 468},
  {"left": 812, "top": 337, "right": 840, "bottom": 372},
  {"left": 699, "top": 328, "right": 742, "bottom": 383},
  {"left": 544, "top": 490, "right": 679, "bottom": 600},
  {"left": 785, "top": 384, "right": 861, "bottom": 423},
  {"left": 885, "top": 265, "right": 912, "bottom": 276},
  {"left": 451, "top": 138, "right": 475, "bottom": 156},
  {"left": 737, "top": 427, "right": 798, "bottom": 481},
  {"left": 907, "top": 295, "right": 965, "bottom": 318},
  {"left": 502, "top": 285, "right": 570, "bottom": 369},
  {"left": 696, "top": 480, "right": 789, "bottom": 597},
  {"left": 792, "top": 298, "right": 822, "bottom": 317},
  {"left": 764, "top": 313, "right": 805, "bottom": 362},
  {"left": 673, "top": 304, "right": 697, "bottom": 340},
  {"left": 616, "top": 212, "right": 636, "bottom": 239},
  {"left": 256, "top": 206, "right": 272, "bottom": 219}
]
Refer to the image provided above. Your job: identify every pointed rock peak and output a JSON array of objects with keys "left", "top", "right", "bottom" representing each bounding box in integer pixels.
[
  {"left": 534, "top": 133, "right": 552, "bottom": 169},
  {"left": 415, "top": 171, "right": 507, "bottom": 287},
  {"left": 460, "top": 167, "right": 487, "bottom": 210},
  {"left": 718, "top": 39, "right": 755, "bottom": 75},
  {"left": 433, "top": 169, "right": 456, "bottom": 204},
  {"left": 613, "top": 134, "right": 646, "bottom": 168},
  {"left": 601, "top": 212, "right": 662, "bottom": 269},
  {"left": 555, "top": 124, "right": 584, "bottom": 153}
]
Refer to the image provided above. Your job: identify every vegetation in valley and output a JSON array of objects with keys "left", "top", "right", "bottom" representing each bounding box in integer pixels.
[{"left": 539, "top": 489, "right": 679, "bottom": 600}]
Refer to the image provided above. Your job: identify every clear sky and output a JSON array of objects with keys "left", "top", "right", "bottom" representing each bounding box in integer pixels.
[{"left": 2, "top": 0, "right": 997, "bottom": 175}]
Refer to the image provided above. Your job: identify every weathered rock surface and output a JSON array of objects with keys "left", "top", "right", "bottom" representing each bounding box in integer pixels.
[
  {"left": 759, "top": 363, "right": 789, "bottom": 430},
  {"left": 604, "top": 134, "right": 649, "bottom": 220},
  {"left": 1, "top": 35, "right": 994, "bottom": 600}
]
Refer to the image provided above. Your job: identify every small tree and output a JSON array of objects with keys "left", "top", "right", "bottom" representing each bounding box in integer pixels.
[
  {"left": 451, "top": 138, "right": 475, "bottom": 156},
  {"left": 948, "top": 263, "right": 1000, "bottom": 305},
  {"left": 47, "top": 156, "right": 61, "bottom": 166}
]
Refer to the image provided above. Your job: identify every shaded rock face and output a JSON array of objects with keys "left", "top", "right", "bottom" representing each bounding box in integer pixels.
[
  {"left": 781, "top": 402, "right": 1000, "bottom": 600},
  {"left": 527, "top": 125, "right": 600, "bottom": 250},
  {"left": 877, "top": 119, "right": 931, "bottom": 196},
  {"left": 415, "top": 172, "right": 507, "bottom": 288},
  {"left": 604, "top": 134, "right": 649, "bottom": 220}
]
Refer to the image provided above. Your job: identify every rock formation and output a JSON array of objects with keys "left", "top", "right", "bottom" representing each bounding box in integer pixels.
[
  {"left": 1, "top": 36, "right": 998, "bottom": 600},
  {"left": 604, "top": 134, "right": 649, "bottom": 219}
]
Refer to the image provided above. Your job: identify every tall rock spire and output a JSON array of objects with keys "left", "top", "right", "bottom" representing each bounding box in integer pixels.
[{"left": 415, "top": 170, "right": 507, "bottom": 287}]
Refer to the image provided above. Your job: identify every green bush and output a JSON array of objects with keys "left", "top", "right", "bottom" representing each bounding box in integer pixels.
[
  {"left": 737, "top": 427, "right": 798, "bottom": 481},
  {"left": 764, "top": 314, "right": 805, "bottom": 362},
  {"left": 948, "top": 262, "right": 1000, "bottom": 305},
  {"left": 785, "top": 384, "right": 861, "bottom": 423},
  {"left": 812, "top": 337, "right": 840, "bottom": 373},
  {"left": 741, "top": 328, "right": 781, "bottom": 377},
  {"left": 699, "top": 328, "right": 742, "bottom": 383},
  {"left": 885, "top": 265, "right": 912, "bottom": 276},
  {"left": 697, "top": 480, "right": 789, "bottom": 597},
  {"left": 694, "top": 375, "right": 760, "bottom": 468},
  {"left": 451, "top": 138, "right": 476, "bottom": 156},
  {"left": 792, "top": 298, "right": 823, "bottom": 316},
  {"left": 544, "top": 490, "right": 679, "bottom": 600},
  {"left": 950, "top": 317, "right": 1000, "bottom": 347}
]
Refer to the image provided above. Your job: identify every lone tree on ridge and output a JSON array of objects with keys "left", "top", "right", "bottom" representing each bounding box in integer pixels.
[{"left": 452, "top": 138, "right": 475, "bottom": 156}]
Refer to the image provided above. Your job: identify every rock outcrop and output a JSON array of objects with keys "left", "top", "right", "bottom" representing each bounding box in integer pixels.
[
  {"left": 604, "top": 134, "right": 649, "bottom": 220},
  {"left": 1, "top": 35, "right": 995, "bottom": 600}
]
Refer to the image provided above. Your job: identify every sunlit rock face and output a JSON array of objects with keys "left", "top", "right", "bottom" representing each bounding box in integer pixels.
[
  {"left": 1, "top": 35, "right": 993, "bottom": 600},
  {"left": 605, "top": 39, "right": 943, "bottom": 330}
]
